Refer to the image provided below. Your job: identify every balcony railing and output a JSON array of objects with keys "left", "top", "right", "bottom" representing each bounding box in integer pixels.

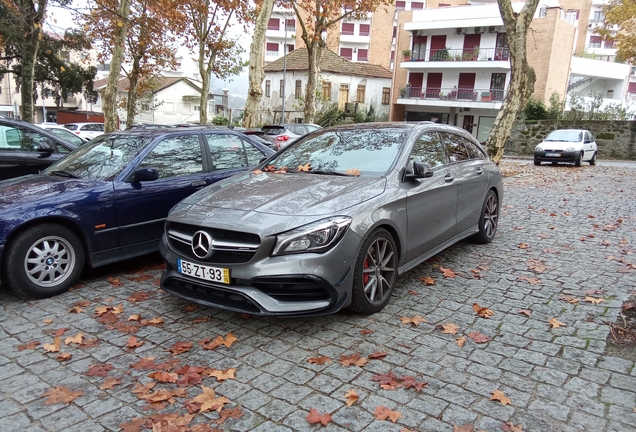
[
  {"left": 266, "top": 50, "right": 280, "bottom": 56},
  {"left": 399, "top": 86, "right": 506, "bottom": 102},
  {"left": 407, "top": 47, "right": 510, "bottom": 62}
]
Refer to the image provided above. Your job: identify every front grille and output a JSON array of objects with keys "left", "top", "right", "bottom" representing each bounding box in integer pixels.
[
  {"left": 162, "top": 277, "right": 261, "bottom": 313},
  {"left": 167, "top": 222, "right": 260, "bottom": 264}
]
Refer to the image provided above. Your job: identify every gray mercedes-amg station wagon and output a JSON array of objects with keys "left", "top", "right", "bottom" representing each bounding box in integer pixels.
[{"left": 159, "top": 122, "right": 503, "bottom": 316}]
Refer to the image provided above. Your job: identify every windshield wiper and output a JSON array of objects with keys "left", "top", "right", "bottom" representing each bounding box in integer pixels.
[
  {"left": 49, "top": 170, "right": 81, "bottom": 179},
  {"left": 304, "top": 170, "right": 355, "bottom": 177}
]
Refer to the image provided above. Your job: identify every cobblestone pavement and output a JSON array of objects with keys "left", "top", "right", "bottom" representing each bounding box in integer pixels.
[{"left": 1, "top": 161, "right": 636, "bottom": 432}]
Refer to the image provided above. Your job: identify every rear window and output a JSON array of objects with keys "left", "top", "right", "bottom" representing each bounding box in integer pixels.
[
  {"left": 545, "top": 130, "right": 583, "bottom": 142},
  {"left": 261, "top": 126, "right": 286, "bottom": 135},
  {"left": 64, "top": 124, "right": 78, "bottom": 131}
]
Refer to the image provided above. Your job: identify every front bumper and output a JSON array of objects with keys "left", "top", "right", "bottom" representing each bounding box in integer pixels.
[
  {"left": 158, "top": 229, "right": 362, "bottom": 316},
  {"left": 534, "top": 151, "right": 578, "bottom": 163}
]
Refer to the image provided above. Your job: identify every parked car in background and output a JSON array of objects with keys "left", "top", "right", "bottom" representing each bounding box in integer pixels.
[
  {"left": 159, "top": 122, "right": 502, "bottom": 316},
  {"left": 242, "top": 130, "right": 278, "bottom": 150},
  {"left": 534, "top": 129, "right": 597, "bottom": 166},
  {"left": 0, "top": 117, "right": 77, "bottom": 180},
  {"left": 260, "top": 123, "right": 322, "bottom": 149},
  {"left": 63, "top": 122, "right": 105, "bottom": 140},
  {"left": 36, "top": 124, "right": 88, "bottom": 146},
  {"left": 0, "top": 127, "right": 275, "bottom": 298}
]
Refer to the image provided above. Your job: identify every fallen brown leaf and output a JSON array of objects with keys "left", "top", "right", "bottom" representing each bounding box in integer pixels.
[
  {"left": 340, "top": 353, "right": 367, "bottom": 367},
  {"left": 472, "top": 303, "right": 494, "bottom": 318},
  {"left": 343, "top": 389, "right": 358, "bottom": 406},
  {"left": 374, "top": 406, "right": 402, "bottom": 423},
  {"left": 419, "top": 276, "right": 435, "bottom": 285},
  {"left": 400, "top": 315, "right": 427, "bottom": 326},
  {"left": 41, "top": 386, "right": 83, "bottom": 405},
  {"left": 438, "top": 323, "right": 460, "bottom": 335},
  {"left": 306, "top": 408, "right": 333, "bottom": 425},
  {"left": 548, "top": 317, "right": 567, "bottom": 328},
  {"left": 307, "top": 356, "right": 331, "bottom": 365},
  {"left": 455, "top": 336, "right": 466, "bottom": 347},
  {"left": 490, "top": 389, "right": 511, "bottom": 405}
]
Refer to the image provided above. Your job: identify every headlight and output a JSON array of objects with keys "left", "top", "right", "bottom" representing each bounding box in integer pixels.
[
  {"left": 535, "top": 145, "right": 543, "bottom": 152},
  {"left": 565, "top": 147, "right": 576, "bottom": 152},
  {"left": 272, "top": 216, "right": 352, "bottom": 256}
]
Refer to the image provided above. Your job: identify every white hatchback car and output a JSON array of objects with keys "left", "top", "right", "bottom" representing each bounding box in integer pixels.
[
  {"left": 36, "top": 124, "right": 88, "bottom": 146},
  {"left": 534, "top": 129, "right": 597, "bottom": 166},
  {"left": 63, "top": 122, "right": 105, "bottom": 140}
]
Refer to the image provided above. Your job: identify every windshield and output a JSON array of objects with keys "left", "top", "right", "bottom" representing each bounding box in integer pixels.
[
  {"left": 47, "top": 128, "right": 84, "bottom": 146},
  {"left": 265, "top": 128, "right": 407, "bottom": 177},
  {"left": 64, "top": 124, "right": 78, "bottom": 131},
  {"left": 44, "top": 134, "right": 152, "bottom": 181},
  {"left": 545, "top": 130, "right": 582, "bottom": 142}
]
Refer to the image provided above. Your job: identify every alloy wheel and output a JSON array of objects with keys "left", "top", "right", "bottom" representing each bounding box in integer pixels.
[
  {"left": 24, "top": 236, "right": 76, "bottom": 287},
  {"left": 483, "top": 194, "right": 499, "bottom": 239},
  {"left": 361, "top": 237, "right": 396, "bottom": 305}
]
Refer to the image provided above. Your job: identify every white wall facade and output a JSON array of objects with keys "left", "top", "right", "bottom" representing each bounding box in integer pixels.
[{"left": 259, "top": 70, "right": 392, "bottom": 124}]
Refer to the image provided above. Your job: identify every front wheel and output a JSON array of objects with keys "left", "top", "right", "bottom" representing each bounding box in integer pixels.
[
  {"left": 473, "top": 190, "right": 499, "bottom": 244},
  {"left": 589, "top": 152, "right": 596, "bottom": 166},
  {"left": 4, "top": 224, "right": 85, "bottom": 298},
  {"left": 534, "top": 159, "right": 540, "bottom": 166},
  {"left": 574, "top": 152, "right": 582, "bottom": 167},
  {"left": 350, "top": 228, "right": 397, "bottom": 314}
]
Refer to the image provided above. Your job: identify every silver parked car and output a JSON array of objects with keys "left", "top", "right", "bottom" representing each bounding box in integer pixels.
[{"left": 159, "top": 122, "right": 503, "bottom": 316}]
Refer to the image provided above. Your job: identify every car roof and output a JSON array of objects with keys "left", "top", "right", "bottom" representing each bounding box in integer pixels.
[
  {"left": 64, "top": 122, "right": 104, "bottom": 125},
  {"left": 0, "top": 118, "right": 78, "bottom": 148}
]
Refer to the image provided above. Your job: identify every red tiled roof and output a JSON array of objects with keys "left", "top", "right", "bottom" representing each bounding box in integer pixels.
[{"left": 263, "top": 48, "right": 392, "bottom": 79}]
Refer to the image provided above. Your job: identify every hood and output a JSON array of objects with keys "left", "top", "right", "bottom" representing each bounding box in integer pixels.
[
  {"left": 187, "top": 172, "right": 386, "bottom": 216},
  {"left": 540, "top": 140, "right": 582, "bottom": 151},
  {"left": 0, "top": 174, "right": 102, "bottom": 209}
]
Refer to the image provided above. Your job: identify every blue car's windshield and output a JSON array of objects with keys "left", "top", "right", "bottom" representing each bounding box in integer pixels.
[
  {"left": 45, "top": 134, "right": 152, "bottom": 181},
  {"left": 266, "top": 128, "right": 407, "bottom": 177}
]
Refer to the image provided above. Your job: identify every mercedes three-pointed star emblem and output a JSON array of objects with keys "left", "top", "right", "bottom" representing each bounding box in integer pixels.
[{"left": 191, "top": 230, "right": 214, "bottom": 259}]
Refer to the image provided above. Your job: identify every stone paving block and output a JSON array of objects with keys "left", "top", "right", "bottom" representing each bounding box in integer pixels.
[
  {"left": 513, "top": 349, "right": 547, "bottom": 366},
  {"left": 3, "top": 412, "right": 47, "bottom": 432},
  {"left": 568, "top": 410, "right": 608, "bottom": 431},
  {"left": 564, "top": 376, "right": 600, "bottom": 399},
  {"left": 601, "top": 386, "right": 636, "bottom": 408},
  {"left": 39, "top": 405, "right": 88, "bottom": 431},
  {"left": 256, "top": 398, "right": 295, "bottom": 423},
  {"left": 609, "top": 372, "right": 636, "bottom": 391},
  {"left": 435, "top": 384, "right": 478, "bottom": 408},
  {"left": 530, "top": 367, "right": 570, "bottom": 386},
  {"left": 270, "top": 382, "right": 314, "bottom": 405},
  {"left": 441, "top": 403, "right": 478, "bottom": 426},
  {"left": 607, "top": 405, "right": 636, "bottom": 428},
  {"left": 528, "top": 399, "right": 571, "bottom": 422},
  {"left": 250, "top": 421, "right": 293, "bottom": 432},
  {"left": 237, "top": 388, "right": 272, "bottom": 411},
  {"left": 331, "top": 406, "right": 374, "bottom": 430},
  {"left": 598, "top": 356, "right": 634, "bottom": 374}
]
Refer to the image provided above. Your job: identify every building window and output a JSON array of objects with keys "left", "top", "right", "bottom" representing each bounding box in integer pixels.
[
  {"left": 390, "top": 50, "right": 395, "bottom": 61},
  {"left": 604, "top": 38, "right": 615, "bottom": 48},
  {"left": 342, "top": 22, "right": 354, "bottom": 35},
  {"left": 438, "top": 3, "right": 451, "bottom": 6},
  {"left": 280, "top": 80, "right": 284, "bottom": 97},
  {"left": 589, "top": 35, "right": 602, "bottom": 48},
  {"left": 340, "top": 47, "right": 353, "bottom": 60},
  {"left": 382, "top": 87, "right": 390, "bottom": 105},
  {"left": 359, "top": 24, "right": 370, "bottom": 36},
  {"left": 194, "top": 105, "right": 200, "bottom": 111},
  {"left": 285, "top": 19, "right": 295, "bottom": 32},
  {"left": 356, "top": 85, "right": 366, "bottom": 103},
  {"left": 267, "top": 18, "right": 279, "bottom": 30},
  {"left": 538, "top": 7, "right": 547, "bottom": 17},
  {"left": 322, "top": 81, "right": 332, "bottom": 101},
  {"left": 592, "top": 11, "right": 605, "bottom": 23},
  {"left": 286, "top": 44, "right": 294, "bottom": 53},
  {"left": 411, "top": 2, "right": 424, "bottom": 9},
  {"left": 295, "top": 80, "right": 302, "bottom": 99},
  {"left": 266, "top": 42, "right": 279, "bottom": 56},
  {"left": 566, "top": 9, "right": 579, "bottom": 19},
  {"left": 142, "top": 103, "right": 150, "bottom": 112},
  {"left": 392, "top": 26, "right": 397, "bottom": 38},
  {"left": 396, "top": 1, "right": 405, "bottom": 10},
  {"left": 357, "top": 49, "right": 368, "bottom": 62},
  {"left": 265, "top": 80, "right": 271, "bottom": 97}
]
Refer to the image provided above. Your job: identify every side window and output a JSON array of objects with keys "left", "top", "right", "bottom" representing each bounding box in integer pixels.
[
  {"left": 408, "top": 132, "right": 446, "bottom": 169},
  {"left": 56, "top": 143, "right": 71, "bottom": 154},
  {"left": 0, "top": 126, "right": 50, "bottom": 152},
  {"left": 243, "top": 140, "right": 267, "bottom": 166},
  {"left": 462, "top": 138, "right": 486, "bottom": 159},
  {"left": 139, "top": 134, "right": 203, "bottom": 178},
  {"left": 206, "top": 134, "right": 248, "bottom": 169},
  {"left": 442, "top": 133, "right": 470, "bottom": 163}
]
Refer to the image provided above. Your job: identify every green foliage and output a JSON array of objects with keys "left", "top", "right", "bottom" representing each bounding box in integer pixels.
[
  {"left": 547, "top": 92, "right": 566, "bottom": 120},
  {"left": 365, "top": 105, "right": 376, "bottom": 123},
  {"left": 212, "top": 116, "right": 229, "bottom": 125},
  {"left": 565, "top": 91, "right": 634, "bottom": 120},
  {"left": 522, "top": 98, "right": 548, "bottom": 120},
  {"left": 431, "top": 47, "right": 449, "bottom": 61}
]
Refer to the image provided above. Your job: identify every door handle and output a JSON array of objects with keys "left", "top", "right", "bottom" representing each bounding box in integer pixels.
[
  {"left": 475, "top": 167, "right": 484, "bottom": 175},
  {"left": 191, "top": 180, "right": 207, "bottom": 187},
  {"left": 444, "top": 173, "right": 454, "bottom": 183}
]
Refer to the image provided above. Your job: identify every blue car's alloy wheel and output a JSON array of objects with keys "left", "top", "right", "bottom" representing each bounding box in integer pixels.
[{"left": 4, "top": 224, "right": 85, "bottom": 298}]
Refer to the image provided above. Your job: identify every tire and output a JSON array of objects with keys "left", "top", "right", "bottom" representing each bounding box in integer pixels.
[
  {"left": 574, "top": 152, "right": 582, "bottom": 167},
  {"left": 350, "top": 228, "right": 397, "bottom": 314},
  {"left": 534, "top": 159, "right": 540, "bottom": 166},
  {"left": 4, "top": 224, "right": 85, "bottom": 298},
  {"left": 589, "top": 152, "right": 596, "bottom": 166},
  {"left": 473, "top": 190, "right": 499, "bottom": 244}
]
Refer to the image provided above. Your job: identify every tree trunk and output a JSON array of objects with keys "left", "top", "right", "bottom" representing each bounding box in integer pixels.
[
  {"left": 125, "top": 71, "right": 139, "bottom": 128},
  {"left": 303, "top": 42, "right": 323, "bottom": 123},
  {"left": 20, "top": 38, "right": 40, "bottom": 123},
  {"left": 102, "top": 0, "right": 131, "bottom": 133},
  {"left": 243, "top": 0, "right": 275, "bottom": 128},
  {"left": 486, "top": 0, "right": 540, "bottom": 165}
]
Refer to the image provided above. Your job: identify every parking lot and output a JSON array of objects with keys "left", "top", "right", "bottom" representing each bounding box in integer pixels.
[{"left": 1, "top": 160, "right": 635, "bottom": 432}]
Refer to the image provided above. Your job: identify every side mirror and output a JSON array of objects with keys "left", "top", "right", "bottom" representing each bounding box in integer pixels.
[
  {"left": 37, "top": 141, "right": 54, "bottom": 153},
  {"left": 405, "top": 161, "right": 434, "bottom": 180},
  {"left": 128, "top": 168, "right": 158, "bottom": 183}
]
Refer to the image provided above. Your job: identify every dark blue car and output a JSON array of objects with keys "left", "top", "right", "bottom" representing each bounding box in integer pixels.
[{"left": 0, "top": 127, "right": 275, "bottom": 298}]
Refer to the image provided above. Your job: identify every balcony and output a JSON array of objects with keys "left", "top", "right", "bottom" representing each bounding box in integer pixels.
[
  {"left": 410, "top": 47, "right": 509, "bottom": 62},
  {"left": 398, "top": 86, "right": 506, "bottom": 105}
]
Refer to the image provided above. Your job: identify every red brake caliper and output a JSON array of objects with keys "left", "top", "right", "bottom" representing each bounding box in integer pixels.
[{"left": 363, "top": 257, "right": 369, "bottom": 285}]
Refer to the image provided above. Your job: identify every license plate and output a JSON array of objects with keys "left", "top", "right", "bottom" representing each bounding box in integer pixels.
[
  {"left": 177, "top": 258, "right": 230, "bottom": 284},
  {"left": 546, "top": 153, "right": 561, "bottom": 157}
]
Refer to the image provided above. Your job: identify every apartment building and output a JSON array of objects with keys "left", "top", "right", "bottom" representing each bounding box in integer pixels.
[
  {"left": 264, "top": 4, "right": 394, "bottom": 69},
  {"left": 389, "top": 0, "right": 633, "bottom": 140}
]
